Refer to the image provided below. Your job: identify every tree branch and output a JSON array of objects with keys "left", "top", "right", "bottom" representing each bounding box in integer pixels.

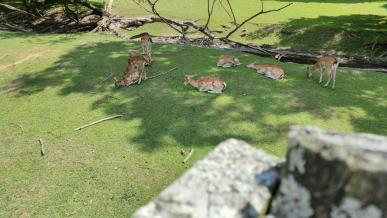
[
  {"left": 220, "top": 0, "right": 236, "bottom": 25},
  {"left": 222, "top": 1, "right": 292, "bottom": 40},
  {"left": 145, "top": 0, "right": 185, "bottom": 36},
  {"left": 202, "top": 0, "right": 217, "bottom": 31},
  {"left": 138, "top": 0, "right": 215, "bottom": 39}
]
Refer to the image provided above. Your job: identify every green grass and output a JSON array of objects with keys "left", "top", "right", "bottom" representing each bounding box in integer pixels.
[
  {"left": 99, "top": 0, "right": 387, "bottom": 57},
  {"left": 0, "top": 31, "right": 386, "bottom": 217}
]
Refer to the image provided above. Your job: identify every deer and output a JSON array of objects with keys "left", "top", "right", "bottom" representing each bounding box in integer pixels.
[
  {"left": 114, "top": 69, "right": 141, "bottom": 87},
  {"left": 306, "top": 56, "right": 339, "bottom": 89},
  {"left": 184, "top": 75, "right": 227, "bottom": 94},
  {"left": 217, "top": 55, "right": 241, "bottom": 68},
  {"left": 128, "top": 52, "right": 152, "bottom": 82},
  {"left": 246, "top": 63, "right": 285, "bottom": 80},
  {"left": 140, "top": 33, "right": 152, "bottom": 58}
]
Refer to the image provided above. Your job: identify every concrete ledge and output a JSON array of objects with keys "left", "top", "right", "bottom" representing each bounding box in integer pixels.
[{"left": 133, "top": 138, "right": 283, "bottom": 218}]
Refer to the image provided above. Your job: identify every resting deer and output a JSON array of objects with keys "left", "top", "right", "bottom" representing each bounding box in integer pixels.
[
  {"left": 217, "top": 55, "right": 241, "bottom": 68},
  {"left": 246, "top": 63, "right": 285, "bottom": 80},
  {"left": 140, "top": 33, "right": 152, "bottom": 58},
  {"left": 184, "top": 75, "right": 227, "bottom": 94},
  {"left": 306, "top": 56, "right": 339, "bottom": 89},
  {"left": 114, "top": 69, "right": 141, "bottom": 87},
  {"left": 128, "top": 52, "right": 152, "bottom": 82}
]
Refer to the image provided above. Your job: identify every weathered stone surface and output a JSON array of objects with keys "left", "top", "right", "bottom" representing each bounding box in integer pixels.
[
  {"left": 133, "top": 138, "right": 282, "bottom": 218},
  {"left": 271, "top": 126, "right": 387, "bottom": 218}
]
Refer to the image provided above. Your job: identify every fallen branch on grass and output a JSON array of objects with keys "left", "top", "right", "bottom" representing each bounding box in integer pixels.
[
  {"left": 38, "top": 139, "right": 45, "bottom": 156},
  {"left": 182, "top": 148, "right": 194, "bottom": 164},
  {"left": 74, "top": 114, "right": 124, "bottom": 131},
  {"left": 147, "top": 66, "right": 178, "bottom": 80}
]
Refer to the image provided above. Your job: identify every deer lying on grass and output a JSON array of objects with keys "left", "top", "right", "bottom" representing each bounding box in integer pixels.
[
  {"left": 306, "top": 56, "right": 339, "bottom": 89},
  {"left": 113, "top": 52, "right": 151, "bottom": 87},
  {"left": 246, "top": 63, "right": 285, "bottom": 80},
  {"left": 114, "top": 69, "right": 141, "bottom": 87},
  {"left": 184, "top": 75, "right": 227, "bottom": 94},
  {"left": 217, "top": 55, "right": 241, "bottom": 68}
]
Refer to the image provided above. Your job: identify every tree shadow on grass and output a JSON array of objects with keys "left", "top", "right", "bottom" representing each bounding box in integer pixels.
[
  {"left": 8, "top": 39, "right": 387, "bottom": 155},
  {"left": 246, "top": 14, "right": 387, "bottom": 57}
]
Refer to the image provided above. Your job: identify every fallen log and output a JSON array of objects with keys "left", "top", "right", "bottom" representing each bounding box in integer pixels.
[
  {"left": 136, "top": 35, "right": 386, "bottom": 70},
  {"left": 226, "top": 40, "right": 387, "bottom": 70}
]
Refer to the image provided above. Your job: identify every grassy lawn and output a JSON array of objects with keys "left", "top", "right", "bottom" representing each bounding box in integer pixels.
[
  {"left": 102, "top": 0, "right": 387, "bottom": 57},
  {"left": 1, "top": 31, "right": 386, "bottom": 217}
]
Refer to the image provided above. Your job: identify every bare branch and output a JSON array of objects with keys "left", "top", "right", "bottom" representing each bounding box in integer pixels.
[
  {"left": 202, "top": 0, "right": 217, "bottom": 31},
  {"left": 182, "top": 149, "right": 194, "bottom": 164},
  {"left": 145, "top": 0, "right": 185, "bottom": 35},
  {"left": 147, "top": 66, "right": 178, "bottom": 79},
  {"left": 74, "top": 115, "right": 124, "bottom": 131},
  {"left": 138, "top": 0, "right": 215, "bottom": 39},
  {"left": 132, "top": 0, "right": 153, "bottom": 13},
  {"left": 219, "top": 0, "right": 237, "bottom": 25},
  {"left": 38, "top": 139, "right": 45, "bottom": 157},
  {"left": 226, "top": 0, "right": 237, "bottom": 24},
  {"left": 222, "top": 2, "right": 292, "bottom": 40}
]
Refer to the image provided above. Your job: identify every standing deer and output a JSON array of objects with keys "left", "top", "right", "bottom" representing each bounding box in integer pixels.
[
  {"left": 184, "top": 75, "right": 227, "bottom": 94},
  {"left": 306, "top": 56, "right": 339, "bottom": 89},
  {"left": 140, "top": 33, "right": 152, "bottom": 58}
]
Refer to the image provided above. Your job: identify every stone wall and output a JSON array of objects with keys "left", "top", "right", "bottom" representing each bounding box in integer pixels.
[
  {"left": 270, "top": 126, "right": 387, "bottom": 218},
  {"left": 133, "top": 138, "right": 282, "bottom": 218},
  {"left": 133, "top": 126, "right": 387, "bottom": 218}
]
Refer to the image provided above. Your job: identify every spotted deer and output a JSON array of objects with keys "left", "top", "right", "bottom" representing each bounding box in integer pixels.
[
  {"left": 114, "top": 69, "right": 141, "bottom": 87},
  {"left": 184, "top": 75, "right": 227, "bottom": 94},
  {"left": 217, "top": 55, "right": 241, "bottom": 68},
  {"left": 246, "top": 63, "right": 285, "bottom": 80},
  {"left": 140, "top": 33, "right": 152, "bottom": 58},
  {"left": 128, "top": 52, "right": 152, "bottom": 81},
  {"left": 306, "top": 56, "right": 339, "bottom": 89}
]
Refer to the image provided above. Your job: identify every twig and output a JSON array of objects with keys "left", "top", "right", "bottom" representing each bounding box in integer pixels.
[
  {"left": 147, "top": 66, "right": 178, "bottom": 79},
  {"left": 74, "top": 115, "right": 124, "bottom": 131},
  {"left": 182, "top": 148, "right": 194, "bottom": 164},
  {"left": 38, "top": 139, "right": 45, "bottom": 156}
]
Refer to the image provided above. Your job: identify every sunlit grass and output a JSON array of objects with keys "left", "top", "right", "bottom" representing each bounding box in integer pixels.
[{"left": 0, "top": 31, "right": 386, "bottom": 217}]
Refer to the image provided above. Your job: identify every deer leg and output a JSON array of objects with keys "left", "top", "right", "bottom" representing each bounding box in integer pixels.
[
  {"left": 148, "top": 44, "right": 152, "bottom": 58},
  {"left": 319, "top": 66, "right": 324, "bottom": 83},
  {"left": 332, "top": 67, "right": 337, "bottom": 89},
  {"left": 144, "top": 69, "right": 148, "bottom": 80},
  {"left": 137, "top": 74, "right": 142, "bottom": 84},
  {"left": 324, "top": 72, "right": 332, "bottom": 87}
]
